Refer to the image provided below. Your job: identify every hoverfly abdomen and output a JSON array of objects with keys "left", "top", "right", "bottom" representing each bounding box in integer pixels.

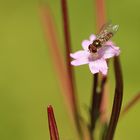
[
  {"left": 99, "top": 32, "right": 113, "bottom": 44},
  {"left": 105, "top": 32, "right": 113, "bottom": 42}
]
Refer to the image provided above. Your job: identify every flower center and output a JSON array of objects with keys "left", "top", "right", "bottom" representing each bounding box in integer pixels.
[{"left": 88, "top": 52, "right": 99, "bottom": 62}]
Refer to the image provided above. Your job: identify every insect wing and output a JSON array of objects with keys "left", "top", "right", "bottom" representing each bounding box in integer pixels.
[{"left": 96, "top": 23, "right": 119, "bottom": 40}]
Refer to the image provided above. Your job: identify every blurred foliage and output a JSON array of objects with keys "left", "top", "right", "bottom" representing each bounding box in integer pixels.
[{"left": 0, "top": 0, "right": 140, "bottom": 140}]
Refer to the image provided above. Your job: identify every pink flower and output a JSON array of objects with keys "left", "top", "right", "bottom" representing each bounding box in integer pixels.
[{"left": 70, "top": 34, "right": 120, "bottom": 75}]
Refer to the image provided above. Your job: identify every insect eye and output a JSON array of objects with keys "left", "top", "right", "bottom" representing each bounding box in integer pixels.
[
  {"left": 88, "top": 45, "right": 91, "bottom": 49},
  {"left": 88, "top": 44, "right": 92, "bottom": 50}
]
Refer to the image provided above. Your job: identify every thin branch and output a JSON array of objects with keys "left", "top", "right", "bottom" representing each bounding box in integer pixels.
[
  {"left": 104, "top": 56, "right": 123, "bottom": 140},
  {"left": 47, "top": 105, "right": 60, "bottom": 140}
]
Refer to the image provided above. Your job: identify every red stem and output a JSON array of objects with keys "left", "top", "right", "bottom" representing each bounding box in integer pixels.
[
  {"left": 90, "top": 74, "right": 99, "bottom": 130},
  {"left": 61, "top": 0, "right": 73, "bottom": 80},
  {"left": 95, "top": 0, "right": 106, "bottom": 30},
  {"left": 104, "top": 57, "right": 123, "bottom": 140},
  {"left": 95, "top": 0, "right": 109, "bottom": 125},
  {"left": 61, "top": 0, "right": 82, "bottom": 137}
]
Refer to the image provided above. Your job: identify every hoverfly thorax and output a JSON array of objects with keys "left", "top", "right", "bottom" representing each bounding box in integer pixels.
[{"left": 88, "top": 39, "right": 102, "bottom": 53}]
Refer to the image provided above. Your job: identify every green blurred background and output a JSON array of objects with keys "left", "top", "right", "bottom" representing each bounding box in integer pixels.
[{"left": 0, "top": 0, "right": 140, "bottom": 140}]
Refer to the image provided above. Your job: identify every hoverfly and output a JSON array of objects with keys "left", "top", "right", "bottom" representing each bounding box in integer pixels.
[{"left": 88, "top": 23, "right": 119, "bottom": 53}]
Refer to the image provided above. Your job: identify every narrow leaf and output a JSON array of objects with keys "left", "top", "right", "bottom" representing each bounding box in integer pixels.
[
  {"left": 121, "top": 92, "right": 140, "bottom": 116},
  {"left": 39, "top": 5, "right": 74, "bottom": 122}
]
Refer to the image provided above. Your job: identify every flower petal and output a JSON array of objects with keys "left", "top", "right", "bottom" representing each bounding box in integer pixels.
[
  {"left": 81, "top": 40, "right": 91, "bottom": 50},
  {"left": 71, "top": 57, "right": 89, "bottom": 66},
  {"left": 89, "top": 58, "right": 108, "bottom": 75},
  {"left": 98, "top": 45, "right": 120, "bottom": 59},
  {"left": 105, "top": 41, "right": 114, "bottom": 46},
  {"left": 98, "top": 59, "right": 108, "bottom": 75},
  {"left": 89, "top": 34, "right": 96, "bottom": 42},
  {"left": 105, "top": 41, "right": 120, "bottom": 55},
  {"left": 89, "top": 62, "right": 99, "bottom": 74},
  {"left": 70, "top": 50, "right": 89, "bottom": 59}
]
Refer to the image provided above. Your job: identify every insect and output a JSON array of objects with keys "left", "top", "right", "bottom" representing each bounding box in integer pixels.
[{"left": 88, "top": 23, "right": 119, "bottom": 53}]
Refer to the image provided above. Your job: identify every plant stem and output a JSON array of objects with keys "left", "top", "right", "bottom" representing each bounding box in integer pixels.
[
  {"left": 104, "top": 57, "right": 123, "bottom": 140},
  {"left": 89, "top": 0, "right": 107, "bottom": 139},
  {"left": 61, "top": 0, "right": 82, "bottom": 138},
  {"left": 90, "top": 74, "right": 99, "bottom": 133},
  {"left": 95, "top": 0, "right": 106, "bottom": 30}
]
